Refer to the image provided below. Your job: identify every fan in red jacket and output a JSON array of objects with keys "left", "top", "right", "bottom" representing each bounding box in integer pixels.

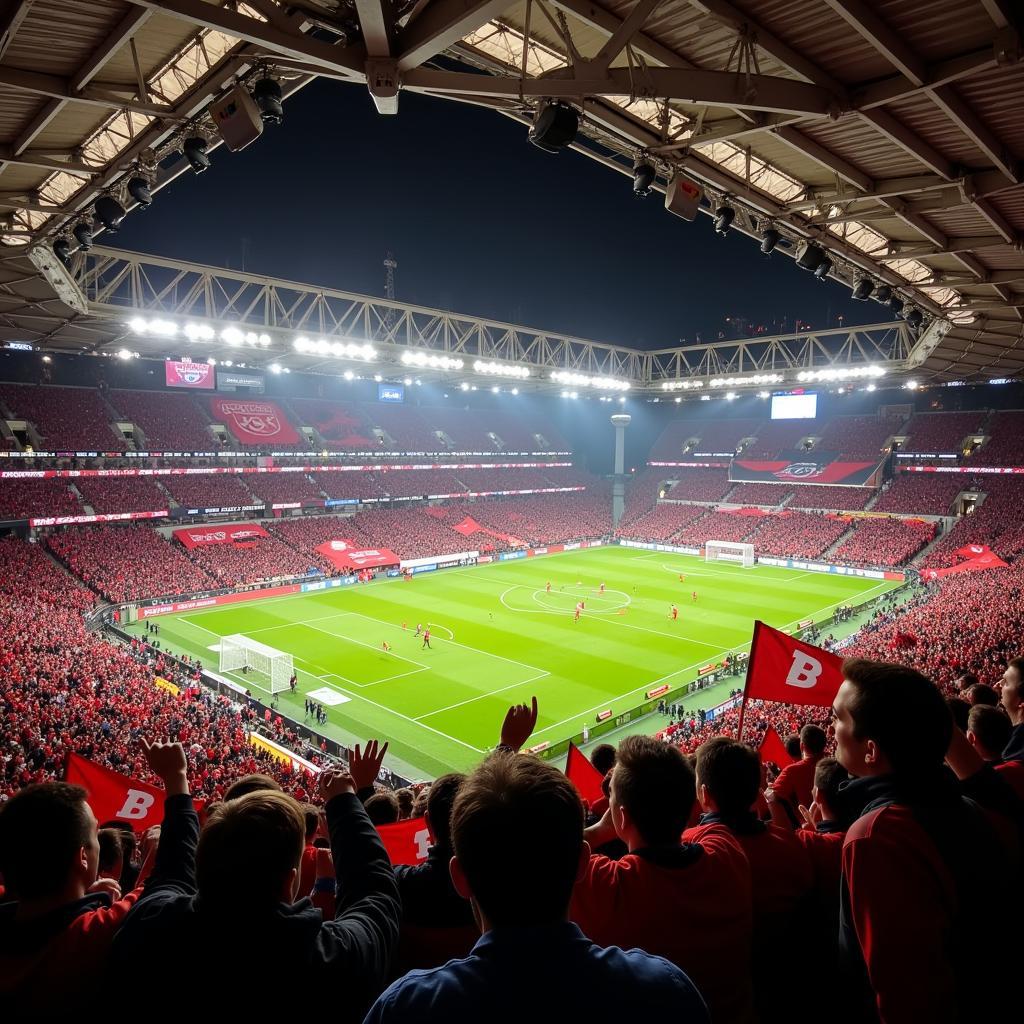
[
  {"left": 769, "top": 723, "right": 827, "bottom": 825},
  {"left": 570, "top": 735, "right": 754, "bottom": 1023}
]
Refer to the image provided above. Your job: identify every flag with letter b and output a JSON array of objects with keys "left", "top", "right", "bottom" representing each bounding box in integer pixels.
[{"left": 744, "top": 620, "right": 846, "bottom": 708}]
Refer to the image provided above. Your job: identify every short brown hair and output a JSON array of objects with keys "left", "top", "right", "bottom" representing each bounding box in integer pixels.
[
  {"left": 222, "top": 773, "right": 283, "bottom": 803},
  {"left": 813, "top": 758, "right": 849, "bottom": 818},
  {"left": 800, "top": 724, "right": 827, "bottom": 757},
  {"left": 695, "top": 737, "right": 760, "bottom": 816},
  {"left": 842, "top": 658, "right": 951, "bottom": 772},
  {"left": 0, "top": 783, "right": 92, "bottom": 900},
  {"left": 364, "top": 792, "right": 400, "bottom": 825},
  {"left": 451, "top": 754, "right": 583, "bottom": 926},
  {"left": 967, "top": 705, "right": 1011, "bottom": 757},
  {"left": 612, "top": 736, "right": 694, "bottom": 846},
  {"left": 426, "top": 773, "right": 465, "bottom": 851},
  {"left": 197, "top": 790, "right": 304, "bottom": 908}
]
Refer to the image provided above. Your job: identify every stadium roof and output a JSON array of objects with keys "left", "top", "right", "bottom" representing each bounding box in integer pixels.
[{"left": 0, "top": 0, "right": 1021, "bottom": 386}]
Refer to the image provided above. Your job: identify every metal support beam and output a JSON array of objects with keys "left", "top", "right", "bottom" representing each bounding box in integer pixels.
[
  {"left": 0, "top": 147, "right": 96, "bottom": 176},
  {"left": 402, "top": 65, "right": 838, "bottom": 115},
  {"left": 822, "top": 0, "right": 925, "bottom": 85},
  {"left": 0, "top": 0, "right": 32, "bottom": 61},
  {"left": 397, "top": 0, "right": 511, "bottom": 71},
  {"left": 0, "top": 65, "right": 172, "bottom": 117},
  {"left": 927, "top": 84, "right": 1019, "bottom": 182},
  {"left": 355, "top": 0, "right": 394, "bottom": 56},
  {"left": 591, "top": 0, "right": 663, "bottom": 71},
  {"left": 858, "top": 109, "right": 956, "bottom": 179}
]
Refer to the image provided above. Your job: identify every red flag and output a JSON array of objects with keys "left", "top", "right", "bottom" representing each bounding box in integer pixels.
[
  {"left": 565, "top": 742, "right": 606, "bottom": 807},
  {"left": 758, "top": 726, "right": 796, "bottom": 768},
  {"left": 376, "top": 816, "right": 431, "bottom": 866},
  {"left": 744, "top": 620, "right": 846, "bottom": 709},
  {"left": 65, "top": 753, "right": 205, "bottom": 830}
]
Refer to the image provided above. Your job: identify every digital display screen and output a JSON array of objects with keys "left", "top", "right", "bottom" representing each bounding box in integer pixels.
[
  {"left": 771, "top": 392, "right": 817, "bottom": 420},
  {"left": 378, "top": 384, "right": 404, "bottom": 403}
]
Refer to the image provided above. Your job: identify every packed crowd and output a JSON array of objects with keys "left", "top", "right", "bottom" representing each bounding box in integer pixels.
[
  {"left": 785, "top": 485, "right": 874, "bottom": 511},
  {"left": 748, "top": 511, "right": 850, "bottom": 559},
  {"left": 74, "top": 477, "right": 170, "bottom": 514},
  {"left": 675, "top": 510, "right": 760, "bottom": 546},
  {"left": 901, "top": 410, "right": 983, "bottom": 454},
  {"left": 871, "top": 472, "right": 966, "bottom": 515},
  {"left": 977, "top": 410, "right": 1024, "bottom": 465},
  {"left": 663, "top": 469, "right": 733, "bottom": 503},
  {"left": 180, "top": 534, "right": 317, "bottom": 587},
  {"left": 614, "top": 503, "right": 707, "bottom": 543},
  {"left": 919, "top": 476, "right": 1024, "bottom": 568},
  {"left": 109, "top": 390, "right": 216, "bottom": 451},
  {"left": 0, "top": 478, "right": 81, "bottom": 519},
  {"left": 160, "top": 473, "right": 259, "bottom": 510},
  {"left": 0, "top": 385, "right": 127, "bottom": 452},
  {"left": 832, "top": 516, "right": 936, "bottom": 568},
  {"left": 725, "top": 482, "right": 793, "bottom": 507},
  {"left": 245, "top": 471, "right": 326, "bottom": 505},
  {"left": 815, "top": 414, "right": 900, "bottom": 461}
]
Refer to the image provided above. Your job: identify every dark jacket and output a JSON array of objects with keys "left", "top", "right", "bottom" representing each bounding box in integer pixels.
[
  {"left": 363, "top": 921, "right": 709, "bottom": 1024},
  {"left": 109, "top": 792, "right": 400, "bottom": 1021},
  {"left": 1003, "top": 721, "right": 1024, "bottom": 763},
  {"left": 393, "top": 845, "right": 474, "bottom": 928}
]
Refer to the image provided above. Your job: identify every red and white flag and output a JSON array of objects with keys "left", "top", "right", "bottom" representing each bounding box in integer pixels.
[
  {"left": 565, "top": 742, "right": 606, "bottom": 807},
  {"left": 376, "top": 816, "right": 431, "bottom": 865},
  {"left": 744, "top": 621, "right": 846, "bottom": 709},
  {"left": 757, "top": 725, "right": 797, "bottom": 768},
  {"left": 65, "top": 753, "right": 205, "bottom": 830}
]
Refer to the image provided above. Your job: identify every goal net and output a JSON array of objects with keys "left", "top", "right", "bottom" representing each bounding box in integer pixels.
[
  {"left": 219, "top": 634, "right": 294, "bottom": 693},
  {"left": 705, "top": 540, "right": 755, "bottom": 568}
]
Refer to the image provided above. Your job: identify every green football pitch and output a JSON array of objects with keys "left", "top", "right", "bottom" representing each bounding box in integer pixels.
[{"left": 125, "top": 547, "right": 902, "bottom": 780}]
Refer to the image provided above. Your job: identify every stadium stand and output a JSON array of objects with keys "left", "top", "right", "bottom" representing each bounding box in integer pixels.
[
  {"left": 785, "top": 485, "right": 874, "bottom": 511},
  {"left": 920, "top": 477, "right": 1024, "bottom": 568},
  {"left": 318, "top": 470, "right": 385, "bottom": 502},
  {"left": 181, "top": 531, "right": 317, "bottom": 586},
  {"left": 109, "top": 390, "right": 216, "bottom": 451},
  {"left": 463, "top": 491, "right": 612, "bottom": 546},
  {"left": 484, "top": 409, "right": 567, "bottom": 452},
  {"left": 74, "top": 477, "right": 169, "bottom": 514},
  {"left": 376, "top": 469, "right": 468, "bottom": 498},
  {"left": 288, "top": 397, "right": 377, "bottom": 449},
  {"left": 0, "top": 477, "right": 82, "bottom": 519},
  {"left": 977, "top": 411, "right": 1024, "bottom": 466},
  {"left": 0, "top": 384, "right": 126, "bottom": 451},
  {"left": 369, "top": 405, "right": 437, "bottom": 450},
  {"left": 454, "top": 468, "right": 566, "bottom": 493},
  {"left": 901, "top": 411, "right": 984, "bottom": 454},
  {"left": 160, "top": 474, "right": 257, "bottom": 509},
  {"left": 815, "top": 414, "right": 899, "bottom": 461},
  {"left": 725, "top": 482, "right": 793, "bottom": 506},
  {"left": 675, "top": 510, "right": 761, "bottom": 545},
  {"left": 46, "top": 525, "right": 214, "bottom": 602},
  {"left": 614, "top": 503, "right": 706, "bottom": 542},
  {"left": 647, "top": 417, "right": 761, "bottom": 460},
  {"left": 663, "top": 468, "right": 733, "bottom": 502},
  {"left": 422, "top": 407, "right": 496, "bottom": 450},
  {"left": 618, "top": 469, "right": 666, "bottom": 526},
  {"left": 872, "top": 473, "right": 966, "bottom": 515},
  {"left": 750, "top": 511, "right": 851, "bottom": 559},
  {"left": 245, "top": 471, "right": 325, "bottom": 505},
  {"left": 742, "top": 420, "right": 817, "bottom": 458},
  {"left": 831, "top": 517, "right": 936, "bottom": 567}
]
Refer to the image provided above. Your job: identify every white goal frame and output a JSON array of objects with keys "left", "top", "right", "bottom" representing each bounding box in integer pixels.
[
  {"left": 705, "top": 541, "right": 756, "bottom": 568},
  {"left": 219, "top": 634, "right": 294, "bottom": 693}
]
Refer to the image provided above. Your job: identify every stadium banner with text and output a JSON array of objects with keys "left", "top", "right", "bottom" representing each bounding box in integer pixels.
[
  {"left": 756, "top": 556, "right": 904, "bottom": 581},
  {"left": 30, "top": 509, "right": 167, "bottom": 527},
  {"left": 301, "top": 576, "right": 359, "bottom": 593},
  {"left": 901, "top": 464, "right": 1024, "bottom": 475},
  {"left": 216, "top": 369, "right": 265, "bottom": 391},
  {"left": 646, "top": 460, "right": 731, "bottom": 468},
  {"left": 315, "top": 539, "right": 401, "bottom": 571},
  {"left": 401, "top": 551, "right": 479, "bottom": 571},
  {"left": 138, "top": 583, "right": 303, "bottom": 618},
  {"left": 249, "top": 733, "right": 321, "bottom": 775},
  {"left": 164, "top": 358, "right": 216, "bottom": 389},
  {"left": 210, "top": 398, "right": 299, "bottom": 445},
  {"left": 66, "top": 754, "right": 205, "bottom": 831},
  {"left": 618, "top": 539, "right": 702, "bottom": 556},
  {"left": 744, "top": 621, "right": 846, "bottom": 709},
  {"left": 0, "top": 448, "right": 572, "bottom": 461},
  {"left": 730, "top": 451, "right": 881, "bottom": 486},
  {"left": 173, "top": 524, "right": 270, "bottom": 548}
]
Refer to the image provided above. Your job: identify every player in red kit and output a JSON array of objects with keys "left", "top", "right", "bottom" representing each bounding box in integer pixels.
[
  {"left": 422, "top": 628, "right": 432, "bottom": 649},
  {"left": 692, "top": 591, "right": 698, "bottom": 602},
  {"left": 381, "top": 640, "right": 391, "bottom": 652},
  {"left": 574, "top": 602, "right": 582, "bottom": 622},
  {"left": 670, "top": 604, "right": 679, "bottom": 621}
]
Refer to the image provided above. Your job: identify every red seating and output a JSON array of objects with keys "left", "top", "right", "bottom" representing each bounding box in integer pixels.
[
  {"left": 675, "top": 510, "right": 761, "bottom": 545},
  {"left": 976, "top": 411, "right": 1024, "bottom": 466},
  {"left": 245, "top": 472, "right": 325, "bottom": 505},
  {"left": 742, "top": 420, "right": 818, "bottom": 458},
  {"left": 664, "top": 469, "right": 733, "bottom": 502},
  {"left": 831, "top": 517, "right": 935, "bottom": 567},
  {"left": 0, "top": 477, "right": 82, "bottom": 519},
  {"left": 902, "top": 411, "right": 984, "bottom": 455},
  {"left": 872, "top": 474, "right": 965, "bottom": 515},
  {"left": 74, "top": 477, "right": 169, "bottom": 513},
  {"left": 615, "top": 503, "right": 706, "bottom": 542},
  {"left": 816, "top": 415, "right": 899, "bottom": 461},
  {"left": 751, "top": 511, "right": 851, "bottom": 559},
  {"left": 0, "top": 384, "right": 126, "bottom": 451},
  {"left": 785, "top": 485, "right": 874, "bottom": 511},
  {"left": 161, "top": 474, "right": 256, "bottom": 509},
  {"left": 110, "top": 389, "right": 215, "bottom": 451},
  {"left": 725, "top": 483, "right": 792, "bottom": 506}
]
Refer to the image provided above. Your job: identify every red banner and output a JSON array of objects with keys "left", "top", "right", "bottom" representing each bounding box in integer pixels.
[
  {"left": 65, "top": 753, "right": 205, "bottom": 831},
  {"left": 744, "top": 621, "right": 846, "bottom": 708},
  {"left": 376, "top": 816, "right": 430, "bottom": 865},
  {"left": 731, "top": 452, "right": 879, "bottom": 485},
  {"left": 923, "top": 550, "right": 1009, "bottom": 580},
  {"left": 757, "top": 726, "right": 796, "bottom": 768},
  {"left": 315, "top": 539, "right": 401, "bottom": 570},
  {"left": 210, "top": 398, "right": 300, "bottom": 445},
  {"left": 173, "top": 524, "right": 270, "bottom": 549},
  {"left": 565, "top": 742, "right": 606, "bottom": 807},
  {"left": 165, "top": 358, "right": 215, "bottom": 390},
  {"left": 955, "top": 543, "right": 992, "bottom": 559}
]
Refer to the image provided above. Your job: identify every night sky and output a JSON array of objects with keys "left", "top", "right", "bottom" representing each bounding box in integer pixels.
[{"left": 114, "top": 78, "right": 875, "bottom": 350}]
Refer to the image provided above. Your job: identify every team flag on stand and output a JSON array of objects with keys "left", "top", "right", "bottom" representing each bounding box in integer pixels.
[
  {"left": 65, "top": 753, "right": 205, "bottom": 829},
  {"left": 757, "top": 725, "right": 797, "bottom": 769},
  {"left": 565, "top": 742, "right": 607, "bottom": 807},
  {"left": 376, "top": 816, "right": 431, "bottom": 865},
  {"left": 738, "top": 621, "right": 846, "bottom": 738}
]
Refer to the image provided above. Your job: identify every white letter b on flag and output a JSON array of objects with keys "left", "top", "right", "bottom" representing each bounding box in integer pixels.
[
  {"left": 786, "top": 652, "right": 822, "bottom": 690},
  {"left": 117, "top": 789, "right": 156, "bottom": 820}
]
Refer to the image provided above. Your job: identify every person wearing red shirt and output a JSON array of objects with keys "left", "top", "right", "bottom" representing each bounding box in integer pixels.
[
  {"left": 684, "top": 736, "right": 812, "bottom": 1021},
  {"left": 571, "top": 735, "right": 754, "bottom": 1023},
  {"left": 769, "top": 723, "right": 827, "bottom": 825},
  {"left": 833, "top": 658, "right": 1012, "bottom": 1024}
]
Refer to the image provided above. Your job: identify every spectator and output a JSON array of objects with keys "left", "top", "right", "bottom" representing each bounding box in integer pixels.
[
  {"left": 365, "top": 743, "right": 709, "bottom": 1023},
  {"left": 833, "top": 659, "right": 1012, "bottom": 1023},
  {"left": 570, "top": 735, "right": 754, "bottom": 1022},
  {"left": 110, "top": 739, "right": 400, "bottom": 1022},
  {"left": 393, "top": 772, "right": 477, "bottom": 974},
  {"left": 0, "top": 781, "right": 153, "bottom": 1011},
  {"left": 966, "top": 705, "right": 1011, "bottom": 764},
  {"left": 769, "top": 723, "right": 827, "bottom": 823},
  {"left": 365, "top": 792, "right": 400, "bottom": 826}
]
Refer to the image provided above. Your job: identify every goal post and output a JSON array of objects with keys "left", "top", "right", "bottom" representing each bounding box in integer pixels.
[
  {"left": 705, "top": 540, "right": 756, "bottom": 568},
  {"left": 219, "top": 634, "right": 294, "bottom": 693}
]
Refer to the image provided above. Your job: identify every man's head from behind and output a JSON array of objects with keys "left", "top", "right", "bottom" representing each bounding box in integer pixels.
[
  {"left": 967, "top": 704, "right": 1012, "bottom": 761},
  {"left": 833, "top": 659, "right": 951, "bottom": 777},
  {"left": 800, "top": 724, "right": 827, "bottom": 759},
  {"left": 449, "top": 754, "right": 585, "bottom": 929},
  {"left": 590, "top": 744, "right": 616, "bottom": 777},
  {"left": 425, "top": 773, "right": 465, "bottom": 852},
  {"left": 0, "top": 783, "right": 98, "bottom": 904},
  {"left": 694, "top": 737, "right": 760, "bottom": 817},
  {"left": 222, "top": 773, "right": 282, "bottom": 803},
  {"left": 197, "top": 789, "right": 305, "bottom": 910},
  {"left": 609, "top": 735, "right": 694, "bottom": 849},
  {"left": 812, "top": 757, "right": 850, "bottom": 823}
]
